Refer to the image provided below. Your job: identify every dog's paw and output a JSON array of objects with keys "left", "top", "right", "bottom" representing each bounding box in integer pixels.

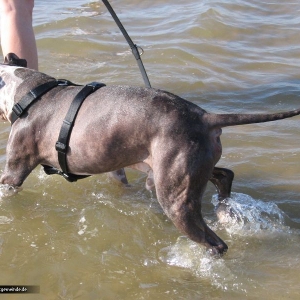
[
  {"left": 109, "top": 169, "right": 130, "bottom": 186},
  {"left": 0, "top": 184, "right": 21, "bottom": 198}
]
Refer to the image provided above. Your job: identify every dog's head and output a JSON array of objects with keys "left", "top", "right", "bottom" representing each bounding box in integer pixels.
[{"left": 0, "top": 54, "right": 28, "bottom": 121}]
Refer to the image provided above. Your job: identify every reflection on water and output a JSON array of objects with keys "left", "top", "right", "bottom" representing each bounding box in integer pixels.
[{"left": 0, "top": 0, "right": 300, "bottom": 299}]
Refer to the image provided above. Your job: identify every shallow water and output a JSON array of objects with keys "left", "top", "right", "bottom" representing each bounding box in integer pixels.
[{"left": 0, "top": 0, "right": 300, "bottom": 299}]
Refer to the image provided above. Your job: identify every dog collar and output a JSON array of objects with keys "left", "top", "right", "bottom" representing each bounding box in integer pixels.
[{"left": 11, "top": 79, "right": 76, "bottom": 125}]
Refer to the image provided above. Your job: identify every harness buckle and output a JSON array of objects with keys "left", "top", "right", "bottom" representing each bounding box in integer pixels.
[
  {"left": 87, "top": 82, "right": 106, "bottom": 91},
  {"left": 12, "top": 103, "right": 24, "bottom": 117},
  {"left": 61, "top": 171, "right": 77, "bottom": 182},
  {"left": 55, "top": 141, "right": 67, "bottom": 153},
  {"left": 43, "top": 165, "right": 81, "bottom": 182}
]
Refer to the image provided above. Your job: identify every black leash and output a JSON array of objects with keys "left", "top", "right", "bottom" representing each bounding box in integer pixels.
[{"left": 102, "top": 0, "right": 151, "bottom": 88}]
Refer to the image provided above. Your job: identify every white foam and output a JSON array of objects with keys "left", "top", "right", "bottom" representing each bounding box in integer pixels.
[
  {"left": 212, "top": 193, "right": 289, "bottom": 236},
  {"left": 159, "top": 236, "right": 245, "bottom": 292},
  {"left": 159, "top": 193, "right": 293, "bottom": 292},
  {"left": 0, "top": 216, "right": 13, "bottom": 224},
  {"left": 0, "top": 184, "right": 20, "bottom": 198}
]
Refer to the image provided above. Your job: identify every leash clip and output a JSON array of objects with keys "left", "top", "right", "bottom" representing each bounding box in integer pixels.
[{"left": 55, "top": 141, "right": 67, "bottom": 154}]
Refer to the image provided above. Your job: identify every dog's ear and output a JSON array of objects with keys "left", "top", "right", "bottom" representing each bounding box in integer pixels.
[{"left": 3, "top": 53, "right": 27, "bottom": 67}]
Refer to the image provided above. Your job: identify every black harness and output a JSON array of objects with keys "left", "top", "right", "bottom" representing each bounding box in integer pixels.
[
  {"left": 9, "top": 0, "right": 151, "bottom": 183},
  {"left": 11, "top": 79, "right": 106, "bottom": 182}
]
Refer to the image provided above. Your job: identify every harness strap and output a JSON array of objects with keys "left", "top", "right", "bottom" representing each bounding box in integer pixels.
[
  {"left": 43, "top": 165, "right": 90, "bottom": 182},
  {"left": 11, "top": 77, "right": 106, "bottom": 182},
  {"left": 55, "top": 81, "right": 106, "bottom": 179},
  {"left": 11, "top": 79, "right": 76, "bottom": 125}
]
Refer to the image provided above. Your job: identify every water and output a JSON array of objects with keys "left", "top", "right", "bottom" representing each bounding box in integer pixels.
[{"left": 0, "top": 0, "right": 300, "bottom": 299}]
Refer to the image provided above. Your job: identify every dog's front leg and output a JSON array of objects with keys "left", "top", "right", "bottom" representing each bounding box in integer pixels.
[
  {"left": 0, "top": 153, "right": 36, "bottom": 197},
  {"left": 0, "top": 161, "right": 30, "bottom": 196},
  {"left": 109, "top": 168, "right": 129, "bottom": 185},
  {"left": 128, "top": 162, "right": 155, "bottom": 191},
  {"left": 0, "top": 127, "right": 41, "bottom": 196}
]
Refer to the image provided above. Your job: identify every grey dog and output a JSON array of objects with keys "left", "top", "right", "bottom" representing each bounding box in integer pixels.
[{"left": 0, "top": 54, "right": 299, "bottom": 255}]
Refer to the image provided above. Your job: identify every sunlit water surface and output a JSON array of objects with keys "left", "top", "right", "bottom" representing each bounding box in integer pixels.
[{"left": 0, "top": 0, "right": 300, "bottom": 299}]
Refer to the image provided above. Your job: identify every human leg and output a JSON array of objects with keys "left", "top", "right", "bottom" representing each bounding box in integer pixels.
[{"left": 0, "top": 0, "right": 38, "bottom": 70}]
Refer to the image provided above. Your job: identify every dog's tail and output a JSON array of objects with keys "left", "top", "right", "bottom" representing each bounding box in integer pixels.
[{"left": 203, "top": 108, "right": 300, "bottom": 128}]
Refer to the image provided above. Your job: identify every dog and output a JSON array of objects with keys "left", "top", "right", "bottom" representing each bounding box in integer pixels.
[{"left": 0, "top": 53, "right": 299, "bottom": 255}]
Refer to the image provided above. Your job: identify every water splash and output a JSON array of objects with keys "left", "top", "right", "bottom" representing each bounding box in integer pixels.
[
  {"left": 211, "top": 192, "right": 289, "bottom": 236},
  {"left": 0, "top": 215, "right": 13, "bottom": 224},
  {"left": 159, "top": 193, "right": 292, "bottom": 292},
  {"left": 159, "top": 236, "right": 246, "bottom": 292},
  {"left": 77, "top": 210, "right": 99, "bottom": 239},
  {"left": 0, "top": 184, "right": 20, "bottom": 198}
]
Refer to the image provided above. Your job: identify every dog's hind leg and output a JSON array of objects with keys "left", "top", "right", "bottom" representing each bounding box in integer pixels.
[
  {"left": 209, "top": 167, "right": 234, "bottom": 201},
  {"left": 152, "top": 149, "right": 228, "bottom": 255},
  {"left": 210, "top": 167, "right": 241, "bottom": 224}
]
